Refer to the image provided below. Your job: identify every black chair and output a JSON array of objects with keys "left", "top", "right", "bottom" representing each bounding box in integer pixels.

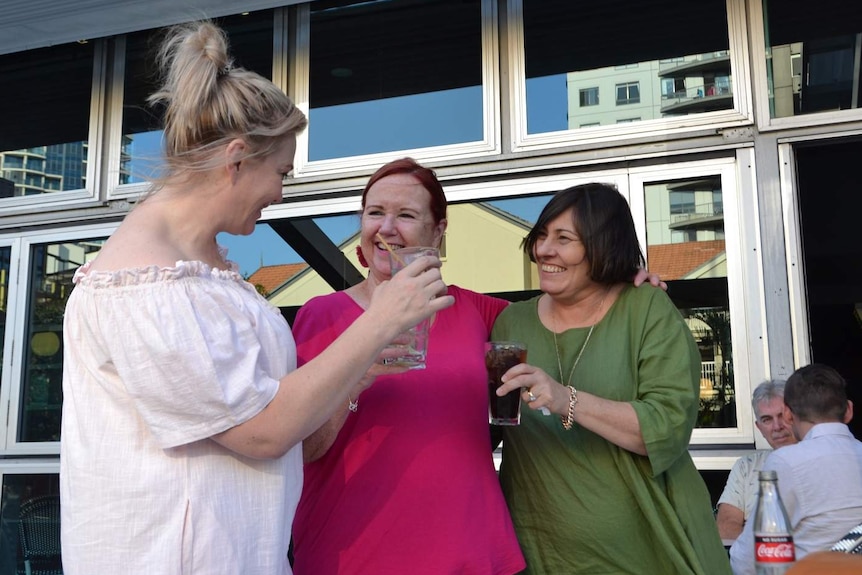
[{"left": 17, "top": 495, "right": 62, "bottom": 575}]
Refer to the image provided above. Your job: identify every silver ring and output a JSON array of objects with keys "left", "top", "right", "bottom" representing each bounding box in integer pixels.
[{"left": 528, "top": 391, "right": 537, "bottom": 403}]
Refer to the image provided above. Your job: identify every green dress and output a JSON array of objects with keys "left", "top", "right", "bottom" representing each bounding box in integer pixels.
[{"left": 493, "top": 285, "right": 731, "bottom": 575}]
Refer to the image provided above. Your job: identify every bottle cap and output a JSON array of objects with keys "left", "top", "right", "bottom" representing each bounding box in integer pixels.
[{"left": 759, "top": 469, "right": 778, "bottom": 480}]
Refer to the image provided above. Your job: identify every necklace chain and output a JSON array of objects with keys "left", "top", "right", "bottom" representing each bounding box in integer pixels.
[{"left": 552, "top": 288, "right": 610, "bottom": 387}]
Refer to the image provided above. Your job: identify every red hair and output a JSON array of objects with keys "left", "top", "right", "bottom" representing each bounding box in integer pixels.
[{"left": 361, "top": 158, "right": 447, "bottom": 224}]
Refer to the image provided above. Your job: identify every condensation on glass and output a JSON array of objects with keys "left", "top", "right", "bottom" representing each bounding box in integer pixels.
[
  {"left": 522, "top": 0, "right": 733, "bottom": 134},
  {"left": 0, "top": 42, "right": 94, "bottom": 197},
  {"left": 308, "top": 0, "right": 484, "bottom": 160},
  {"left": 643, "top": 176, "right": 736, "bottom": 429},
  {"left": 119, "top": 11, "right": 275, "bottom": 185},
  {"left": 763, "top": 0, "right": 862, "bottom": 118},
  {"left": 18, "top": 239, "right": 105, "bottom": 443}
]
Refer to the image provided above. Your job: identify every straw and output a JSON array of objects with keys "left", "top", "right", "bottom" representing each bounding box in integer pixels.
[{"left": 376, "top": 233, "right": 406, "bottom": 267}]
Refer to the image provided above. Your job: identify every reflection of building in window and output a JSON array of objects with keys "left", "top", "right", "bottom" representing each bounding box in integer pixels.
[
  {"left": 579, "top": 87, "right": 599, "bottom": 107},
  {"left": 658, "top": 52, "right": 733, "bottom": 114},
  {"left": 0, "top": 142, "right": 87, "bottom": 196},
  {"left": 615, "top": 82, "right": 640, "bottom": 105},
  {"left": 644, "top": 176, "right": 733, "bottom": 428},
  {"left": 258, "top": 202, "right": 535, "bottom": 308},
  {"left": 769, "top": 36, "right": 859, "bottom": 118}
]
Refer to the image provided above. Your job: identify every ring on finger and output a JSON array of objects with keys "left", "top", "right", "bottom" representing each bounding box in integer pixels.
[{"left": 528, "top": 391, "right": 537, "bottom": 402}]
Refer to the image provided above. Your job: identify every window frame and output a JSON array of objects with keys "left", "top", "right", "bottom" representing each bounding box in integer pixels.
[
  {"left": 748, "top": 0, "right": 862, "bottom": 131},
  {"left": 290, "top": 0, "right": 501, "bottom": 179},
  {"left": 0, "top": 40, "right": 106, "bottom": 214},
  {"left": 579, "top": 87, "right": 599, "bottom": 107},
  {"left": 107, "top": 11, "right": 286, "bottom": 200},
  {"left": 615, "top": 81, "right": 641, "bottom": 105},
  {"left": 1, "top": 223, "right": 117, "bottom": 455},
  {"left": 627, "top": 153, "right": 762, "bottom": 446},
  {"left": 507, "top": 0, "right": 754, "bottom": 153}
]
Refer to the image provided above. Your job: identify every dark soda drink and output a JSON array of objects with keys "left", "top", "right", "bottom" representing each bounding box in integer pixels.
[{"left": 485, "top": 342, "right": 527, "bottom": 425}]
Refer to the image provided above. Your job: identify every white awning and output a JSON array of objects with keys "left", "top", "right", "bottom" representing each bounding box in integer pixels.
[{"left": 0, "top": 0, "right": 304, "bottom": 56}]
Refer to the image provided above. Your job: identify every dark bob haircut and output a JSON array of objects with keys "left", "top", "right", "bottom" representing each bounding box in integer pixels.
[
  {"left": 523, "top": 182, "right": 645, "bottom": 284},
  {"left": 361, "top": 157, "right": 447, "bottom": 224}
]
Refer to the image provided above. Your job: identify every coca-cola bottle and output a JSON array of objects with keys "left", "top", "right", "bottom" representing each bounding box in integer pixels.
[{"left": 753, "top": 470, "right": 796, "bottom": 574}]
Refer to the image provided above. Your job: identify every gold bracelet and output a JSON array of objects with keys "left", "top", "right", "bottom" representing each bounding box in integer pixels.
[{"left": 561, "top": 385, "right": 578, "bottom": 430}]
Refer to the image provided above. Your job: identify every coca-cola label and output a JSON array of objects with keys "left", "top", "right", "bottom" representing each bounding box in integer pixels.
[{"left": 755, "top": 535, "right": 796, "bottom": 563}]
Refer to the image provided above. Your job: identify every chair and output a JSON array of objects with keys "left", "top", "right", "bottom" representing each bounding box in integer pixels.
[
  {"left": 831, "top": 521, "right": 862, "bottom": 554},
  {"left": 17, "top": 494, "right": 62, "bottom": 575}
]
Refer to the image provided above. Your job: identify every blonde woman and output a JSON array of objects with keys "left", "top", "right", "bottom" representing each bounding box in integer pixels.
[{"left": 59, "top": 22, "right": 451, "bottom": 575}]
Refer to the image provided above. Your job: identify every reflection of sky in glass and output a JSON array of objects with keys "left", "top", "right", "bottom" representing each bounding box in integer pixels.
[
  {"left": 309, "top": 87, "right": 483, "bottom": 161},
  {"left": 526, "top": 74, "right": 568, "bottom": 134},
  {"left": 219, "top": 196, "right": 550, "bottom": 277},
  {"left": 218, "top": 214, "right": 360, "bottom": 277},
  {"left": 125, "top": 131, "right": 164, "bottom": 183}
]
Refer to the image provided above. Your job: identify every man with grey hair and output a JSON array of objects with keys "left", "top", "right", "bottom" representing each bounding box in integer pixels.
[{"left": 715, "top": 379, "right": 798, "bottom": 539}]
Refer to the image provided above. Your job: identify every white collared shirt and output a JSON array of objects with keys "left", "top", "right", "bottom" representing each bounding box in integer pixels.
[{"left": 730, "top": 422, "right": 862, "bottom": 575}]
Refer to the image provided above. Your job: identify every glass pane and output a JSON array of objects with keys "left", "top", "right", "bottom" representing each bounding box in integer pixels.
[
  {"left": 19, "top": 239, "right": 105, "bottom": 443},
  {"left": 523, "top": 0, "right": 733, "bottom": 135},
  {"left": 643, "top": 176, "right": 736, "bottom": 428},
  {"left": 219, "top": 195, "right": 552, "bottom": 319},
  {"left": 308, "top": 0, "right": 484, "bottom": 161},
  {"left": 0, "top": 473, "right": 61, "bottom": 575},
  {"left": 764, "top": 0, "right": 862, "bottom": 118},
  {"left": 0, "top": 42, "right": 93, "bottom": 197},
  {"left": 120, "top": 11, "right": 275, "bottom": 185}
]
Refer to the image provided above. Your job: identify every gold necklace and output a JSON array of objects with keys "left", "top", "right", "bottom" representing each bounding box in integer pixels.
[{"left": 552, "top": 287, "right": 610, "bottom": 387}]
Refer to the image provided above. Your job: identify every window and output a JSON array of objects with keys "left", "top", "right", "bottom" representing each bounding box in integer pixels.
[
  {"left": 763, "top": 0, "right": 862, "bottom": 118},
  {"left": 0, "top": 42, "right": 94, "bottom": 198},
  {"left": 304, "top": 0, "right": 487, "bottom": 163},
  {"left": 662, "top": 77, "right": 686, "bottom": 99},
  {"left": 16, "top": 239, "right": 104, "bottom": 444},
  {"left": 616, "top": 117, "right": 640, "bottom": 123},
  {"left": 579, "top": 87, "right": 599, "bottom": 107},
  {"left": 519, "top": 0, "right": 736, "bottom": 136},
  {"left": 616, "top": 82, "right": 640, "bottom": 105},
  {"left": 628, "top": 158, "right": 760, "bottom": 442},
  {"left": 118, "top": 12, "right": 275, "bottom": 187}
]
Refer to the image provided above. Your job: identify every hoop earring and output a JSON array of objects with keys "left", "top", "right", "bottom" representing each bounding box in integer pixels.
[{"left": 356, "top": 246, "right": 369, "bottom": 268}]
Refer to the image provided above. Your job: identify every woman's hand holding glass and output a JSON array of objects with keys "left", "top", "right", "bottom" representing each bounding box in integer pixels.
[
  {"left": 496, "top": 363, "right": 570, "bottom": 417},
  {"left": 366, "top": 254, "right": 454, "bottom": 341}
]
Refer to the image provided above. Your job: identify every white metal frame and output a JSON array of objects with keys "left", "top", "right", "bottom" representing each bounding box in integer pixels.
[
  {"left": 506, "top": 0, "right": 754, "bottom": 154},
  {"left": 2, "top": 223, "right": 117, "bottom": 456},
  {"left": 627, "top": 155, "right": 762, "bottom": 446},
  {"left": 748, "top": 0, "right": 862, "bottom": 132},
  {"left": 0, "top": 237, "right": 24, "bottom": 453},
  {"left": 0, "top": 41, "right": 105, "bottom": 215},
  {"left": 0, "top": 459, "right": 60, "bottom": 486},
  {"left": 290, "top": 0, "right": 501, "bottom": 179},
  {"left": 778, "top": 142, "right": 811, "bottom": 368}
]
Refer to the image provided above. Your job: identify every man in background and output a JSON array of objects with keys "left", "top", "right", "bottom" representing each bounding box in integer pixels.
[
  {"left": 716, "top": 380, "right": 798, "bottom": 540},
  {"left": 730, "top": 363, "right": 862, "bottom": 575}
]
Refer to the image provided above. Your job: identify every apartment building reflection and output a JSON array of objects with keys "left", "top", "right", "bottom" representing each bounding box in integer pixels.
[{"left": 0, "top": 143, "right": 87, "bottom": 197}]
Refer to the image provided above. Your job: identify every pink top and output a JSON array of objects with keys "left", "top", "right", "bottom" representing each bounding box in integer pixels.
[{"left": 291, "top": 285, "right": 525, "bottom": 575}]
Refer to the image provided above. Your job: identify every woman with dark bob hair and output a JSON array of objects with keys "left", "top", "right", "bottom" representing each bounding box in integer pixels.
[{"left": 492, "top": 182, "right": 731, "bottom": 574}]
